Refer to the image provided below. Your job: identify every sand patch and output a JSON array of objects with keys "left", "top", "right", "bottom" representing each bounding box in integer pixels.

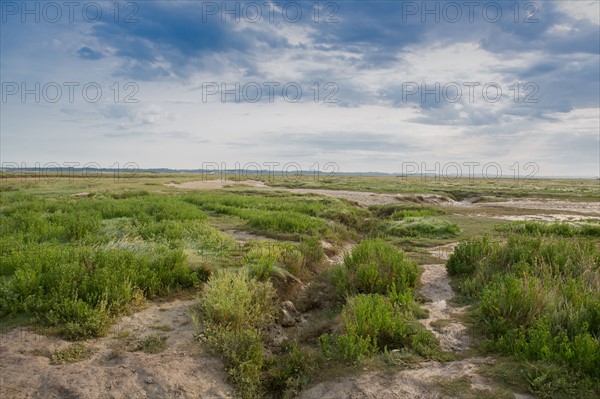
[
  {"left": 298, "top": 358, "right": 510, "bottom": 399},
  {"left": 0, "top": 299, "right": 234, "bottom": 399}
]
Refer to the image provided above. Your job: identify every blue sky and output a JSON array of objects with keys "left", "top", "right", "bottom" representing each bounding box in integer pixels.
[{"left": 1, "top": 0, "right": 599, "bottom": 176}]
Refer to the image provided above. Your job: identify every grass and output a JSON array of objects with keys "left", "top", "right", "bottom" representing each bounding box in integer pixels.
[
  {"left": 151, "top": 323, "right": 173, "bottom": 332},
  {"left": 320, "top": 294, "right": 438, "bottom": 363},
  {"left": 3, "top": 172, "right": 599, "bottom": 201},
  {"left": 447, "top": 236, "right": 600, "bottom": 396},
  {"left": 198, "top": 269, "right": 277, "bottom": 332},
  {"left": 496, "top": 221, "right": 600, "bottom": 237},
  {"left": 135, "top": 333, "right": 168, "bottom": 354},
  {"left": 335, "top": 238, "right": 418, "bottom": 296},
  {"left": 184, "top": 191, "right": 366, "bottom": 240},
  {"left": 321, "top": 239, "right": 440, "bottom": 364},
  {"left": 0, "top": 192, "right": 235, "bottom": 339},
  {"left": 480, "top": 358, "right": 600, "bottom": 399},
  {"left": 196, "top": 269, "right": 277, "bottom": 398},
  {"left": 369, "top": 203, "right": 445, "bottom": 219},
  {"left": 50, "top": 343, "right": 94, "bottom": 364}
]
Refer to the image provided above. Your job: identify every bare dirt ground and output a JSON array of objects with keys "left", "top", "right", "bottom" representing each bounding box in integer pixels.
[
  {"left": 298, "top": 357, "right": 497, "bottom": 399},
  {"left": 419, "top": 262, "right": 470, "bottom": 352},
  {"left": 0, "top": 299, "right": 235, "bottom": 399},
  {"left": 466, "top": 200, "right": 600, "bottom": 222},
  {"left": 322, "top": 241, "right": 356, "bottom": 266}
]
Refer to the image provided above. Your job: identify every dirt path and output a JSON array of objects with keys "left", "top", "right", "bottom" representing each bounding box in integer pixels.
[
  {"left": 0, "top": 299, "right": 235, "bottom": 399},
  {"left": 419, "top": 264, "right": 471, "bottom": 352}
]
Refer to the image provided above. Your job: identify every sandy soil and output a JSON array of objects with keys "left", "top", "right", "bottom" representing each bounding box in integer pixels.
[
  {"left": 419, "top": 263, "right": 471, "bottom": 352},
  {"left": 0, "top": 299, "right": 235, "bottom": 399},
  {"left": 418, "top": 244, "right": 470, "bottom": 352},
  {"left": 323, "top": 241, "right": 356, "bottom": 266},
  {"left": 426, "top": 243, "right": 459, "bottom": 262},
  {"left": 298, "top": 357, "right": 497, "bottom": 399}
]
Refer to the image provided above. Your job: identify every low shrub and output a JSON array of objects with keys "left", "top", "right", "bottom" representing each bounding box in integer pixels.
[
  {"left": 199, "top": 269, "right": 277, "bottom": 331},
  {"left": 390, "top": 208, "right": 444, "bottom": 220},
  {"left": 203, "top": 326, "right": 265, "bottom": 399},
  {"left": 319, "top": 294, "right": 437, "bottom": 363},
  {"left": 447, "top": 236, "right": 495, "bottom": 276},
  {"left": 198, "top": 269, "right": 277, "bottom": 398},
  {"left": 449, "top": 236, "right": 600, "bottom": 383},
  {"left": 1, "top": 243, "right": 195, "bottom": 338},
  {"left": 478, "top": 274, "right": 547, "bottom": 337},
  {"left": 369, "top": 204, "right": 444, "bottom": 219},
  {"left": 336, "top": 239, "right": 418, "bottom": 296},
  {"left": 243, "top": 241, "right": 305, "bottom": 278},
  {"left": 50, "top": 343, "right": 94, "bottom": 364},
  {"left": 264, "top": 341, "right": 315, "bottom": 398}
]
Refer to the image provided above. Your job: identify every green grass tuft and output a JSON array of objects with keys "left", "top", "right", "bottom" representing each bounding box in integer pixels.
[{"left": 335, "top": 238, "right": 418, "bottom": 296}]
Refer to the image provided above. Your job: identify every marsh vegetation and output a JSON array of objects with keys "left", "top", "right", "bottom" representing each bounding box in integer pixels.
[{"left": 1, "top": 173, "right": 598, "bottom": 398}]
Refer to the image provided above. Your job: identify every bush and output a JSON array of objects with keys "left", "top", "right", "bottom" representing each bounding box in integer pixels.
[
  {"left": 243, "top": 241, "right": 305, "bottom": 278},
  {"left": 478, "top": 275, "right": 546, "bottom": 338},
  {"left": 203, "top": 325, "right": 265, "bottom": 399},
  {"left": 198, "top": 269, "right": 278, "bottom": 398},
  {"left": 319, "top": 332, "right": 376, "bottom": 364},
  {"left": 450, "top": 235, "right": 600, "bottom": 382},
  {"left": 199, "top": 269, "right": 277, "bottom": 331},
  {"left": 390, "top": 208, "right": 444, "bottom": 220},
  {"left": 264, "top": 341, "right": 315, "bottom": 398},
  {"left": 337, "top": 239, "right": 418, "bottom": 296},
  {"left": 343, "top": 294, "right": 411, "bottom": 350},
  {"left": 135, "top": 333, "right": 168, "bottom": 354},
  {"left": 447, "top": 236, "right": 495, "bottom": 276},
  {"left": 319, "top": 294, "right": 437, "bottom": 363},
  {"left": 0, "top": 192, "right": 225, "bottom": 338},
  {"left": 299, "top": 236, "right": 324, "bottom": 270},
  {"left": 1, "top": 243, "right": 195, "bottom": 338}
]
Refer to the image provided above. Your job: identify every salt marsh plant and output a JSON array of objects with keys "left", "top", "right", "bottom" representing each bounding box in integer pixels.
[
  {"left": 447, "top": 236, "right": 600, "bottom": 383},
  {"left": 335, "top": 238, "right": 418, "bottom": 296}
]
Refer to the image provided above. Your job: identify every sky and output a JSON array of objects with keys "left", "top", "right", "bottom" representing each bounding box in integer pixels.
[{"left": 1, "top": 0, "right": 599, "bottom": 177}]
